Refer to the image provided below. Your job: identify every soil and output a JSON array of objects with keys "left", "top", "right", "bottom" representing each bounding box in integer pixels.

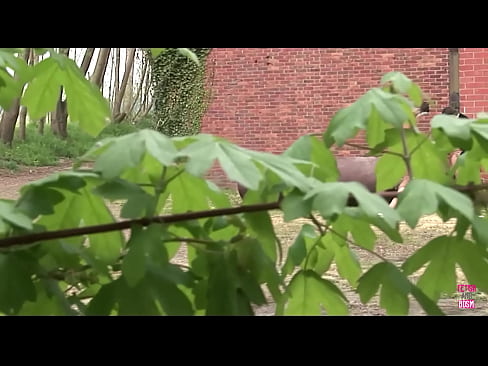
[{"left": 1, "top": 163, "right": 486, "bottom": 316}]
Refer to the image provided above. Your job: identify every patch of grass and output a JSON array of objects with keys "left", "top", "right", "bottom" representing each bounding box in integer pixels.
[{"left": 0, "top": 120, "right": 150, "bottom": 168}]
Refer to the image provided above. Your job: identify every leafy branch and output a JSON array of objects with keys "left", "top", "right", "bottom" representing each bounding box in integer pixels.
[{"left": 2, "top": 182, "right": 487, "bottom": 249}]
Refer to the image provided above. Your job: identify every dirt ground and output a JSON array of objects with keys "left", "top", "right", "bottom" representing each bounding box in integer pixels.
[{"left": 1, "top": 163, "right": 486, "bottom": 316}]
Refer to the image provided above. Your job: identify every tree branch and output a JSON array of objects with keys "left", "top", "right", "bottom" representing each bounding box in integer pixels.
[
  {"left": 0, "top": 201, "right": 280, "bottom": 248},
  {"left": 1, "top": 183, "right": 487, "bottom": 249}
]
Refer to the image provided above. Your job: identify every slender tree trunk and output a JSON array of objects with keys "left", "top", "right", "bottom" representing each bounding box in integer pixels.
[
  {"left": 18, "top": 48, "right": 34, "bottom": 141},
  {"left": 91, "top": 48, "right": 111, "bottom": 89},
  {"left": 0, "top": 99, "right": 21, "bottom": 146},
  {"left": 52, "top": 48, "right": 70, "bottom": 139},
  {"left": 129, "top": 53, "right": 149, "bottom": 117},
  {"left": 0, "top": 48, "right": 31, "bottom": 145},
  {"left": 123, "top": 53, "right": 135, "bottom": 115},
  {"left": 38, "top": 117, "right": 45, "bottom": 135},
  {"left": 80, "top": 48, "right": 95, "bottom": 76},
  {"left": 113, "top": 48, "right": 120, "bottom": 110},
  {"left": 113, "top": 48, "right": 136, "bottom": 122},
  {"left": 18, "top": 106, "right": 28, "bottom": 141},
  {"left": 135, "top": 60, "right": 153, "bottom": 120}
]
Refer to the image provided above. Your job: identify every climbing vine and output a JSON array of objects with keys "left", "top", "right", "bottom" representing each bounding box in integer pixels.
[{"left": 150, "top": 48, "right": 212, "bottom": 137}]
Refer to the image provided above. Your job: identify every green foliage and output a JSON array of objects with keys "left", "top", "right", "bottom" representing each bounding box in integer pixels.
[
  {"left": 0, "top": 122, "right": 141, "bottom": 168},
  {"left": 150, "top": 48, "right": 212, "bottom": 137},
  {"left": 0, "top": 52, "right": 487, "bottom": 316}
]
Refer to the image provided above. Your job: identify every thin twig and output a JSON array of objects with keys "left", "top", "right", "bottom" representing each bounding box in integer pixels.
[
  {"left": 309, "top": 214, "right": 325, "bottom": 236},
  {"left": 328, "top": 227, "right": 389, "bottom": 263},
  {"left": 410, "top": 132, "right": 431, "bottom": 156},
  {"left": 343, "top": 143, "right": 404, "bottom": 158},
  {"left": 400, "top": 128, "right": 413, "bottom": 179}
]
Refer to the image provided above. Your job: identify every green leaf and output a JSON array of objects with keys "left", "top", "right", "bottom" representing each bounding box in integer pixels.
[
  {"left": 306, "top": 181, "right": 401, "bottom": 229},
  {"left": 366, "top": 105, "right": 390, "bottom": 148},
  {"left": 346, "top": 182, "right": 401, "bottom": 228},
  {"left": 397, "top": 179, "right": 474, "bottom": 228},
  {"left": 122, "top": 226, "right": 148, "bottom": 287},
  {"left": 0, "top": 201, "right": 33, "bottom": 230},
  {"left": 93, "top": 178, "right": 148, "bottom": 201},
  {"left": 234, "top": 237, "right": 282, "bottom": 302},
  {"left": 18, "top": 281, "right": 67, "bottom": 315},
  {"left": 37, "top": 187, "right": 123, "bottom": 265},
  {"left": 216, "top": 143, "right": 262, "bottom": 190},
  {"left": 284, "top": 135, "right": 339, "bottom": 182},
  {"left": 89, "top": 266, "right": 194, "bottom": 315},
  {"left": 168, "top": 172, "right": 213, "bottom": 213},
  {"left": 408, "top": 83, "right": 423, "bottom": 106},
  {"left": 16, "top": 187, "right": 65, "bottom": 218},
  {"left": 308, "top": 234, "right": 335, "bottom": 275},
  {"left": 90, "top": 134, "right": 146, "bottom": 179},
  {"left": 402, "top": 236, "right": 457, "bottom": 301},
  {"left": 328, "top": 238, "right": 362, "bottom": 288},
  {"left": 281, "top": 189, "right": 313, "bottom": 221},
  {"left": 368, "top": 88, "right": 412, "bottom": 128},
  {"left": 21, "top": 55, "right": 110, "bottom": 136},
  {"left": 86, "top": 280, "right": 119, "bottom": 315},
  {"left": 409, "top": 284, "right": 445, "bottom": 316},
  {"left": 63, "top": 58, "right": 111, "bottom": 136},
  {"left": 454, "top": 238, "right": 488, "bottom": 294},
  {"left": 0, "top": 68, "right": 26, "bottom": 109},
  {"left": 324, "top": 101, "right": 368, "bottom": 147},
  {"left": 307, "top": 182, "right": 349, "bottom": 218},
  {"left": 357, "top": 262, "right": 385, "bottom": 303},
  {"left": 19, "top": 171, "right": 93, "bottom": 195},
  {"left": 472, "top": 216, "right": 488, "bottom": 248},
  {"left": 236, "top": 146, "right": 314, "bottom": 192},
  {"left": 358, "top": 262, "right": 411, "bottom": 315},
  {"left": 206, "top": 254, "right": 238, "bottom": 315},
  {"left": 381, "top": 71, "right": 413, "bottom": 94},
  {"left": 0, "top": 253, "right": 36, "bottom": 315},
  {"left": 243, "top": 211, "right": 277, "bottom": 262},
  {"left": 140, "top": 129, "right": 179, "bottom": 167},
  {"left": 178, "top": 135, "right": 218, "bottom": 176},
  {"left": 335, "top": 214, "right": 377, "bottom": 251},
  {"left": 375, "top": 154, "right": 406, "bottom": 192},
  {"left": 282, "top": 224, "right": 317, "bottom": 276},
  {"left": 177, "top": 48, "right": 201, "bottom": 66},
  {"left": 431, "top": 115, "right": 473, "bottom": 150},
  {"left": 21, "top": 58, "right": 61, "bottom": 120},
  {"left": 234, "top": 267, "right": 267, "bottom": 306},
  {"left": 378, "top": 264, "right": 411, "bottom": 315},
  {"left": 150, "top": 48, "right": 167, "bottom": 59},
  {"left": 409, "top": 135, "right": 450, "bottom": 184},
  {"left": 284, "top": 270, "right": 348, "bottom": 315}
]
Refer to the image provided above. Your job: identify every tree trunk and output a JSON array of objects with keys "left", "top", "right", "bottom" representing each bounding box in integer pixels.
[
  {"left": 91, "top": 48, "right": 111, "bottom": 89},
  {"left": 0, "top": 48, "right": 31, "bottom": 145},
  {"left": 0, "top": 99, "right": 21, "bottom": 146},
  {"left": 122, "top": 52, "right": 135, "bottom": 115},
  {"left": 18, "top": 106, "right": 28, "bottom": 141},
  {"left": 113, "top": 48, "right": 120, "bottom": 110},
  {"left": 80, "top": 48, "right": 95, "bottom": 76},
  {"left": 38, "top": 117, "right": 45, "bottom": 135},
  {"left": 52, "top": 48, "right": 70, "bottom": 139},
  {"left": 128, "top": 52, "right": 149, "bottom": 117},
  {"left": 18, "top": 48, "right": 34, "bottom": 141},
  {"left": 135, "top": 58, "right": 153, "bottom": 120},
  {"left": 113, "top": 48, "right": 136, "bottom": 122}
]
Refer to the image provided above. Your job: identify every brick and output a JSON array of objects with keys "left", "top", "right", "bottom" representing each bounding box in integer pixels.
[{"left": 201, "top": 48, "right": 454, "bottom": 186}]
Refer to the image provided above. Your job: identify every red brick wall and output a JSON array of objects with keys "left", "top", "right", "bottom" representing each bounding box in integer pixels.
[
  {"left": 201, "top": 48, "right": 450, "bottom": 187},
  {"left": 459, "top": 48, "right": 488, "bottom": 117}
]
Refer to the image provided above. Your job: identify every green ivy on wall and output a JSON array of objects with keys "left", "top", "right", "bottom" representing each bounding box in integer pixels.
[{"left": 151, "top": 48, "right": 212, "bottom": 137}]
